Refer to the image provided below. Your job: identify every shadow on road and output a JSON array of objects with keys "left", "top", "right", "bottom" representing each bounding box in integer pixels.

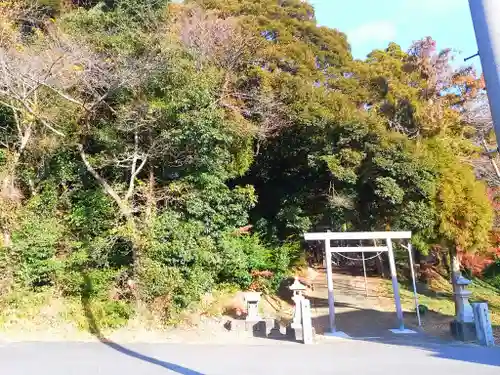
[
  {"left": 81, "top": 274, "right": 205, "bottom": 375},
  {"left": 309, "top": 295, "right": 500, "bottom": 367}
]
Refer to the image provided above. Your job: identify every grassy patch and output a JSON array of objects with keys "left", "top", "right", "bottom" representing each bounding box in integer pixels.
[
  {"left": 0, "top": 283, "right": 247, "bottom": 338},
  {"left": 0, "top": 288, "right": 81, "bottom": 339},
  {"left": 381, "top": 276, "right": 500, "bottom": 326},
  {"left": 0, "top": 287, "right": 136, "bottom": 336}
]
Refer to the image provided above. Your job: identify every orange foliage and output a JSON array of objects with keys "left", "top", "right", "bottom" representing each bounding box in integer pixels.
[
  {"left": 487, "top": 187, "right": 500, "bottom": 212},
  {"left": 457, "top": 188, "right": 500, "bottom": 276},
  {"left": 459, "top": 248, "right": 500, "bottom": 276},
  {"left": 248, "top": 270, "right": 274, "bottom": 292},
  {"left": 452, "top": 72, "right": 485, "bottom": 99},
  {"left": 233, "top": 224, "right": 253, "bottom": 236}
]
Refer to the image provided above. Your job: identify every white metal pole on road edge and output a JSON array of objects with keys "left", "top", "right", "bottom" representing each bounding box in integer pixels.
[{"left": 469, "top": 0, "right": 500, "bottom": 149}]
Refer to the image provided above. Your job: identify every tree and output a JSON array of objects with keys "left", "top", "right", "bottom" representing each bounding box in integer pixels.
[
  {"left": 429, "top": 138, "right": 493, "bottom": 311},
  {"left": 0, "top": 4, "right": 114, "bottom": 245}
]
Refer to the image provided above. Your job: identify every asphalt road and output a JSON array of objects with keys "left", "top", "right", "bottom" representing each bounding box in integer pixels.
[{"left": 1, "top": 338, "right": 500, "bottom": 375}]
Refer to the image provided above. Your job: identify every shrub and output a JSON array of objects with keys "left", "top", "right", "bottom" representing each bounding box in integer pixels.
[
  {"left": 142, "top": 211, "right": 220, "bottom": 310},
  {"left": 12, "top": 216, "right": 64, "bottom": 288},
  {"left": 483, "top": 259, "right": 500, "bottom": 289},
  {"left": 138, "top": 258, "right": 184, "bottom": 303},
  {"left": 218, "top": 233, "right": 299, "bottom": 292},
  {"left": 218, "top": 233, "right": 271, "bottom": 288},
  {"left": 81, "top": 299, "right": 133, "bottom": 330}
]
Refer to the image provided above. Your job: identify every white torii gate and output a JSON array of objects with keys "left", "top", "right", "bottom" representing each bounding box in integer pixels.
[{"left": 304, "top": 231, "right": 420, "bottom": 337}]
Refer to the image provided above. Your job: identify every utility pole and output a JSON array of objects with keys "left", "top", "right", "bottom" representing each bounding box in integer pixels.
[{"left": 469, "top": 0, "right": 500, "bottom": 151}]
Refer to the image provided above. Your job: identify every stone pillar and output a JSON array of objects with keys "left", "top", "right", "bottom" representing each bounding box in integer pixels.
[
  {"left": 291, "top": 293, "right": 304, "bottom": 330},
  {"left": 450, "top": 276, "right": 476, "bottom": 341},
  {"left": 301, "top": 298, "right": 314, "bottom": 345}
]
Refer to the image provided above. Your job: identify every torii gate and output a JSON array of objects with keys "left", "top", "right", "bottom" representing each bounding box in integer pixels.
[{"left": 303, "top": 231, "right": 420, "bottom": 337}]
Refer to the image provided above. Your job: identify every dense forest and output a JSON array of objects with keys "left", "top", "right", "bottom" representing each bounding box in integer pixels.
[{"left": 0, "top": 0, "right": 499, "bottom": 326}]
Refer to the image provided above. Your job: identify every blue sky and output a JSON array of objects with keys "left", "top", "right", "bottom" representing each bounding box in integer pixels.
[{"left": 309, "top": 0, "right": 479, "bottom": 69}]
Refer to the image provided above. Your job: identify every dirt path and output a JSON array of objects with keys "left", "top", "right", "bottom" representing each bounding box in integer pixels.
[{"left": 306, "top": 267, "right": 421, "bottom": 337}]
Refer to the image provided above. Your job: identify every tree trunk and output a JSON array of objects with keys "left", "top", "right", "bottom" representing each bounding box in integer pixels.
[
  {"left": 144, "top": 166, "right": 155, "bottom": 226},
  {"left": 125, "top": 215, "right": 142, "bottom": 306},
  {"left": 371, "top": 240, "right": 387, "bottom": 278},
  {"left": 0, "top": 149, "right": 27, "bottom": 248},
  {"left": 375, "top": 253, "right": 385, "bottom": 277},
  {"left": 79, "top": 144, "right": 141, "bottom": 303},
  {"left": 2, "top": 229, "right": 11, "bottom": 247},
  {"left": 449, "top": 246, "right": 461, "bottom": 318}
]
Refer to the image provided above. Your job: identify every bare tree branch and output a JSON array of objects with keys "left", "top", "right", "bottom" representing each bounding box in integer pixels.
[
  {"left": 125, "top": 131, "right": 148, "bottom": 201},
  {"left": 78, "top": 144, "right": 132, "bottom": 217},
  {"left": 463, "top": 93, "right": 493, "bottom": 138}
]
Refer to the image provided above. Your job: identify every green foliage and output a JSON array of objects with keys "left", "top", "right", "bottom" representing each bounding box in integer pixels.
[
  {"left": 218, "top": 233, "right": 271, "bottom": 287},
  {"left": 321, "top": 154, "right": 359, "bottom": 184},
  {"left": 149, "top": 211, "right": 218, "bottom": 269},
  {"left": 68, "top": 190, "right": 118, "bottom": 238},
  {"left": 82, "top": 298, "right": 133, "bottom": 329},
  {"left": 430, "top": 140, "right": 494, "bottom": 251},
  {"left": 483, "top": 259, "right": 500, "bottom": 290},
  {"left": 218, "top": 234, "right": 298, "bottom": 291},
  {"left": 142, "top": 210, "right": 219, "bottom": 308},
  {"left": 12, "top": 217, "right": 63, "bottom": 288},
  {"left": 138, "top": 258, "right": 184, "bottom": 303},
  {"left": 11, "top": 189, "right": 66, "bottom": 288},
  {"left": 374, "top": 177, "right": 405, "bottom": 205},
  {"left": 61, "top": 0, "right": 169, "bottom": 54}
]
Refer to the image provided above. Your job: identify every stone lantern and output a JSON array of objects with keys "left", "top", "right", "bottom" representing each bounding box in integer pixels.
[
  {"left": 243, "top": 291, "right": 262, "bottom": 322},
  {"left": 290, "top": 277, "right": 307, "bottom": 297},
  {"left": 289, "top": 277, "right": 307, "bottom": 329},
  {"left": 288, "top": 277, "right": 308, "bottom": 341},
  {"left": 455, "top": 276, "right": 474, "bottom": 323},
  {"left": 450, "top": 275, "right": 476, "bottom": 341}
]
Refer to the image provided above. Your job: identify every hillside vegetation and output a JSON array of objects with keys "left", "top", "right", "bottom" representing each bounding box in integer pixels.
[{"left": 0, "top": 0, "right": 499, "bottom": 331}]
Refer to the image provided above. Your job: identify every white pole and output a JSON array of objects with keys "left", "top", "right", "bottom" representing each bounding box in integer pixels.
[
  {"left": 407, "top": 243, "right": 421, "bottom": 327},
  {"left": 387, "top": 238, "right": 405, "bottom": 330},
  {"left": 362, "top": 251, "right": 368, "bottom": 297},
  {"left": 325, "top": 240, "right": 336, "bottom": 333},
  {"left": 469, "top": 0, "right": 500, "bottom": 149}
]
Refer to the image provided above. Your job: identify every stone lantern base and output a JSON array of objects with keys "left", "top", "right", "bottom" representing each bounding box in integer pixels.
[
  {"left": 450, "top": 320, "right": 477, "bottom": 342},
  {"left": 225, "top": 318, "right": 285, "bottom": 338}
]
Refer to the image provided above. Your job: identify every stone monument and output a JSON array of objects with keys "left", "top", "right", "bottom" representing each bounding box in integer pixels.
[{"left": 472, "top": 302, "right": 495, "bottom": 346}]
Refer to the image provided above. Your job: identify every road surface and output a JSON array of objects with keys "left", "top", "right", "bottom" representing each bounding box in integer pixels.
[{"left": 1, "top": 338, "right": 499, "bottom": 375}]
